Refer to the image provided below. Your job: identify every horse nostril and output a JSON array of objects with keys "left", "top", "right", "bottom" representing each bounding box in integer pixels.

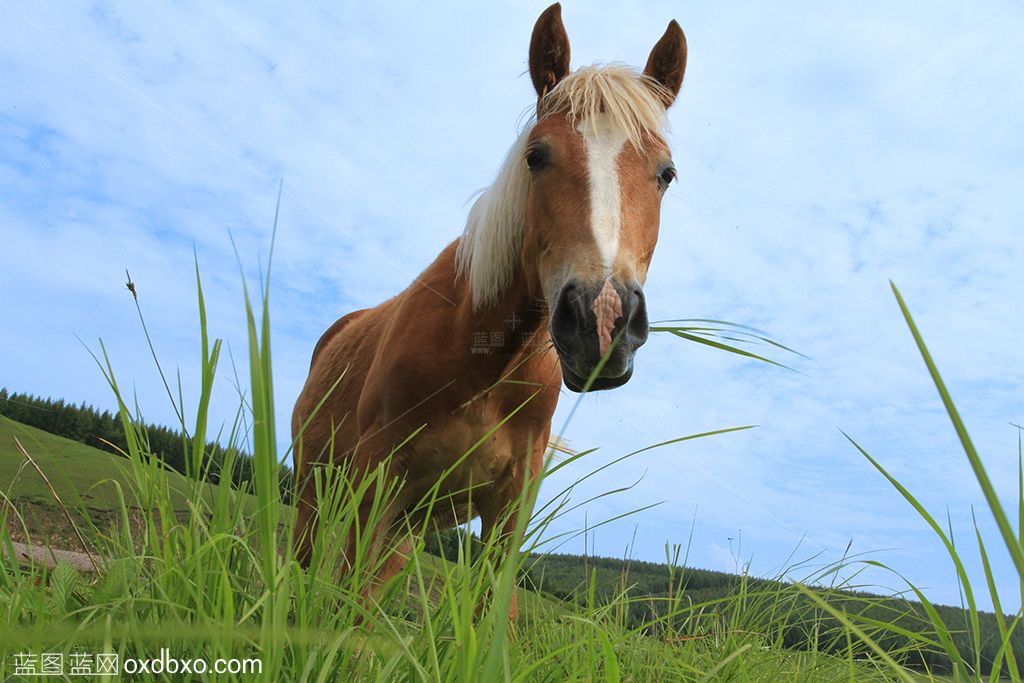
[
  {"left": 551, "top": 281, "right": 585, "bottom": 344},
  {"left": 626, "top": 288, "right": 649, "bottom": 344}
]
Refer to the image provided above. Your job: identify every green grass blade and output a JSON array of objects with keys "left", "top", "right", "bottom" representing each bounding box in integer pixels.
[
  {"left": 891, "top": 281, "right": 1024, "bottom": 577},
  {"left": 794, "top": 583, "right": 917, "bottom": 683},
  {"left": 973, "top": 509, "right": 1021, "bottom": 680},
  {"left": 844, "top": 432, "right": 978, "bottom": 675},
  {"left": 656, "top": 328, "right": 796, "bottom": 371}
]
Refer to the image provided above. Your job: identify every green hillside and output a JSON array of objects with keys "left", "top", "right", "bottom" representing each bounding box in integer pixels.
[
  {"left": 0, "top": 416, "right": 259, "bottom": 515},
  {"left": 2, "top": 417, "right": 179, "bottom": 511}
]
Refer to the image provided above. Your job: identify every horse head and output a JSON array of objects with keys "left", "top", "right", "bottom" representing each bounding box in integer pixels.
[{"left": 522, "top": 4, "right": 687, "bottom": 391}]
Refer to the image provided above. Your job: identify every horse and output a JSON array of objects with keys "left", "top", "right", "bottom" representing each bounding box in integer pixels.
[{"left": 292, "top": 3, "right": 687, "bottom": 620}]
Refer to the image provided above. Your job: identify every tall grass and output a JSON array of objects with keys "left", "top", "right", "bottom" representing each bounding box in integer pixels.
[
  {"left": 0, "top": 241, "right": 1016, "bottom": 681},
  {"left": 809, "top": 282, "right": 1023, "bottom": 682}
]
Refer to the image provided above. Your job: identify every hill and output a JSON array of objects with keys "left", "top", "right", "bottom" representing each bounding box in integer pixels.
[
  {"left": 1, "top": 417, "right": 194, "bottom": 511},
  {"left": 0, "top": 388, "right": 293, "bottom": 500},
  {"left": 0, "top": 417, "right": 271, "bottom": 551}
]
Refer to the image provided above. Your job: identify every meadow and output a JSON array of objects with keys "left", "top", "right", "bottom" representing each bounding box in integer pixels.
[{"left": 0, "top": 254, "right": 1020, "bottom": 681}]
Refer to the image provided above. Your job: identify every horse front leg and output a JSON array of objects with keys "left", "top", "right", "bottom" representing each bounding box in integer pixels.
[
  {"left": 293, "top": 481, "right": 318, "bottom": 569},
  {"left": 478, "top": 432, "right": 549, "bottom": 624},
  {"left": 335, "top": 442, "right": 421, "bottom": 620}
]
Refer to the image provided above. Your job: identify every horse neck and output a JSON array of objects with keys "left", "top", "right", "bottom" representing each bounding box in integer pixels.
[{"left": 449, "top": 248, "right": 549, "bottom": 384}]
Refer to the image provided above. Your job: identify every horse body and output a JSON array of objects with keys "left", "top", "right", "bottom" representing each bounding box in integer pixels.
[
  {"left": 292, "top": 4, "right": 687, "bottom": 619},
  {"left": 293, "top": 240, "right": 559, "bottom": 547}
]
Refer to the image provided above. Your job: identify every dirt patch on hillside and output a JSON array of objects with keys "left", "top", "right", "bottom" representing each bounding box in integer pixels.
[
  {"left": 5, "top": 541, "right": 100, "bottom": 573},
  {"left": 2, "top": 499, "right": 186, "bottom": 553}
]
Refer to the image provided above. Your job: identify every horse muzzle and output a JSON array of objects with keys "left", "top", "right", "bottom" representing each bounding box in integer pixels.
[{"left": 549, "top": 278, "right": 649, "bottom": 392}]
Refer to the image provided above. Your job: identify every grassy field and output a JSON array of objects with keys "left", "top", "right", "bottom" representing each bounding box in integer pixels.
[
  {"left": 1, "top": 257, "right": 1020, "bottom": 681},
  {"left": 0, "top": 414, "right": 904, "bottom": 681}
]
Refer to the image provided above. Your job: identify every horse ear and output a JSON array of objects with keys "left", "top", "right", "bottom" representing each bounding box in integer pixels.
[
  {"left": 643, "top": 20, "right": 687, "bottom": 108},
  {"left": 529, "top": 3, "right": 571, "bottom": 100}
]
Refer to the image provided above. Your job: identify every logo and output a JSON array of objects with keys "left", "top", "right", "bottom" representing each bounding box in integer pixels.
[{"left": 10, "top": 651, "right": 118, "bottom": 677}]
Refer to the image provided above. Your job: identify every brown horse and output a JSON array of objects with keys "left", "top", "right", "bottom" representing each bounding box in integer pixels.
[{"left": 292, "top": 3, "right": 686, "bottom": 618}]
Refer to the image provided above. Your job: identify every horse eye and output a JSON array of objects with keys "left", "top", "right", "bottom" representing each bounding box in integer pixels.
[
  {"left": 525, "top": 147, "right": 548, "bottom": 172},
  {"left": 658, "top": 165, "right": 676, "bottom": 190}
]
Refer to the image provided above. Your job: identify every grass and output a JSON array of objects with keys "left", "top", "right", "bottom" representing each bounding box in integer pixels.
[
  {"left": 820, "top": 283, "right": 1024, "bottom": 682},
  {"left": 0, "top": 232, "right": 1019, "bottom": 680}
]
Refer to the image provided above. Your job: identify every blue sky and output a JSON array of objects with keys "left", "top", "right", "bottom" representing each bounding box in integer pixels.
[{"left": 1, "top": 1, "right": 1022, "bottom": 608}]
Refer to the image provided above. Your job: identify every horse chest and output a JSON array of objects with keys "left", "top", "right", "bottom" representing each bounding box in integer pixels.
[
  {"left": 403, "top": 421, "right": 509, "bottom": 492},
  {"left": 399, "top": 390, "right": 549, "bottom": 504}
]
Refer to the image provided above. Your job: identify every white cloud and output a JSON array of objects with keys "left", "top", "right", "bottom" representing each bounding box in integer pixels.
[{"left": 1, "top": 1, "right": 1021, "bottom": 608}]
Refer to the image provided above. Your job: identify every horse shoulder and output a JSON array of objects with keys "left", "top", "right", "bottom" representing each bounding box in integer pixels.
[
  {"left": 294, "top": 306, "right": 381, "bottom": 451},
  {"left": 309, "top": 308, "right": 368, "bottom": 370}
]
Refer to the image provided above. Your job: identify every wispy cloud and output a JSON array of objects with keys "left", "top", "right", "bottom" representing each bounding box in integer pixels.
[{"left": 0, "top": 1, "right": 1021, "bottom": 607}]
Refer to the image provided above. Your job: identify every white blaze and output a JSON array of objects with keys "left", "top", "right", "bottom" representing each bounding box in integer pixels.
[{"left": 579, "top": 115, "right": 628, "bottom": 272}]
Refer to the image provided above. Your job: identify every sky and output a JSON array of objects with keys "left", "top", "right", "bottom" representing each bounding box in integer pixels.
[{"left": 1, "top": 1, "right": 1022, "bottom": 609}]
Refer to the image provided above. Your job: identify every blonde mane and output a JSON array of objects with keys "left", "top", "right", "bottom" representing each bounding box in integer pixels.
[{"left": 455, "top": 64, "right": 670, "bottom": 309}]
